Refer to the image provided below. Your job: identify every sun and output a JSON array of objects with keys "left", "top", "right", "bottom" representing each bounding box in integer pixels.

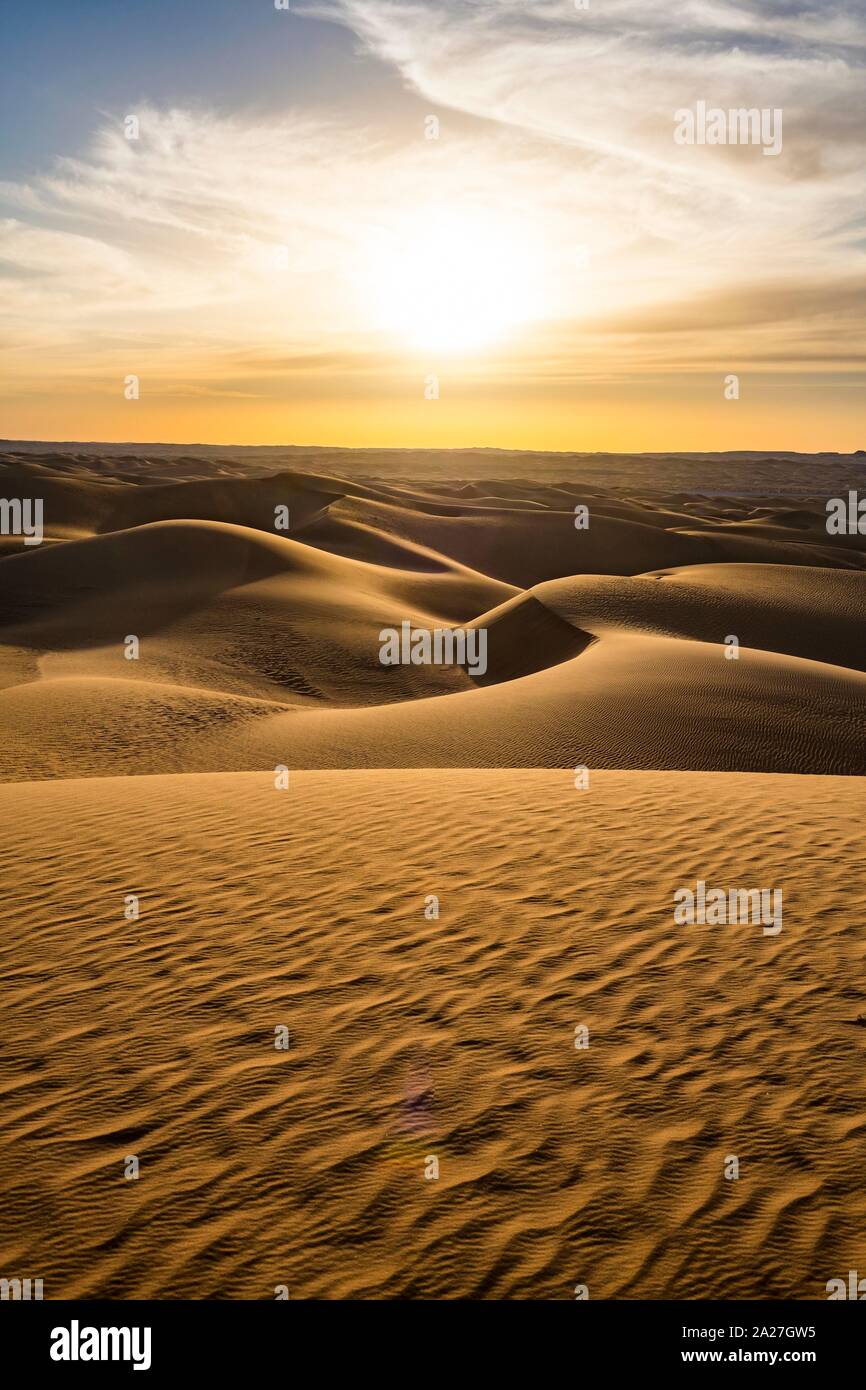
[{"left": 367, "top": 207, "right": 541, "bottom": 354}]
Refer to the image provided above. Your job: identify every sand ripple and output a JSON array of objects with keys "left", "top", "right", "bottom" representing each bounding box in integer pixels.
[{"left": 0, "top": 769, "right": 863, "bottom": 1298}]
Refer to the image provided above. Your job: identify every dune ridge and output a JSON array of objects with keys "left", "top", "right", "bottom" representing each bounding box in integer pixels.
[{"left": 1, "top": 456, "right": 864, "bottom": 781}]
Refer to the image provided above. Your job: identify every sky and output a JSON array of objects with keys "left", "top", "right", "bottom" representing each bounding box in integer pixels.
[{"left": 1, "top": 0, "right": 864, "bottom": 451}]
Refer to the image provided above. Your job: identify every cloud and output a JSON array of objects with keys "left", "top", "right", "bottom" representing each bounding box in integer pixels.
[
  {"left": 302, "top": 2, "right": 866, "bottom": 236},
  {"left": 285, "top": 0, "right": 866, "bottom": 371},
  {"left": 2, "top": 3, "right": 865, "bottom": 412},
  {"left": 4, "top": 108, "right": 550, "bottom": 391}
]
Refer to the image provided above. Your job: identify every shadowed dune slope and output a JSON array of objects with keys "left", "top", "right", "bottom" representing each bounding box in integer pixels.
[
  {"left": 104, "top": 474, "right": 339, "bottom": 535},
  {"left": 0, "top": 517, "right": 512, "bottom": 626},
  {"left": 0, "top": 519, "right": 513, "bottom": 709},
  {"left": 297, "top": 496, "right": 866, "bottom": 585}
]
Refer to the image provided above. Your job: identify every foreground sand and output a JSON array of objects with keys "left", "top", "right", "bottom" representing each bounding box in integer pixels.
[{"left": 1, "top": 768, "right": 864, "bottom": 1299}]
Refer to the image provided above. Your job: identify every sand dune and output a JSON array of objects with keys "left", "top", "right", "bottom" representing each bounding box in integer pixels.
[
  {"left": 3, "top": 630, "right": 863, "bottom": 781},
  {"left": 298, "top": 495, "right": 866, "bottom": 585},
  {"left": 226, "top": 635, "right": 865, "bottom": 776},
  {"left": 532, "top": 565, "right": 866, "bottom": 670},
  {"left": 0, "top": 487, "right": 862, "bottom": 778},
  {"left": 0, "top": 518, "right": 512, "bottom": 715},
  {"left": 0, "top": 447, "right": 864, "bottom": 1302}
]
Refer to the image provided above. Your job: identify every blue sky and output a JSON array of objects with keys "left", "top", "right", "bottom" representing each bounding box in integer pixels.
[{"left": 0, "top": 1, "right": 418, "bottom": 177}]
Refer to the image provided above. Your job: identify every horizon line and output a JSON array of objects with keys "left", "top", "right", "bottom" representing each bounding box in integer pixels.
[{"left": 3, "top": 438, "right": 865, "bottom": 461}]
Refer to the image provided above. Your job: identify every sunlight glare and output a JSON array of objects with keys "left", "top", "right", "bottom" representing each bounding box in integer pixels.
[{"left": 367, "top": 207, "right": 541, "bottom": 354}]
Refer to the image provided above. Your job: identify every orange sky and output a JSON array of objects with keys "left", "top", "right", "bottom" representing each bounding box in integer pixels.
[{"left": 5, "top": 377, "right": 864, "bottom": 454}]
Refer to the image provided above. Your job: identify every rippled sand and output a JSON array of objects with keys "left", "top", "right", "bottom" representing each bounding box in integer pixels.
[{"left": 1, "top": 769, "right": 864, "bottom": 1299}]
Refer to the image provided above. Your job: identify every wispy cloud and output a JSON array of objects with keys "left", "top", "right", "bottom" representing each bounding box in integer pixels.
[
  {"left": 302, "top": 1, "right": 866, "bottom": 274},
  {"left": 1, "top": 2, "right": 865, "bottom": 426}
]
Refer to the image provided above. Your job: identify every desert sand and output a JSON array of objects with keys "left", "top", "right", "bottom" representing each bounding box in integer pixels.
[{"left": 0, "top": 446, "right": 864, "bottom": 1298}]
